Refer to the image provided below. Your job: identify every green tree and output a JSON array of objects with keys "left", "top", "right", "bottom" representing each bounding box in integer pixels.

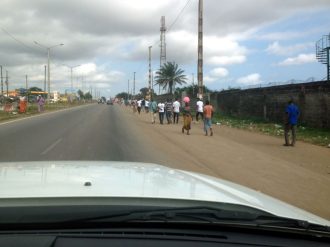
[
  {"left": 84, "top": 92, "right": 92, "bottom": 100},
  {"left": 154, "top": 62, "right": 187, "bottom": 95},
  {"left": 29, "top": 87, "right": 43, "bottom": 92},
  {"left": 139, "top": 87, "right": 156, "bottom": 98},
  {"left": 77, "top": 89, "right": 85, "bottom": 99},
  {"left": 116, "top": 92, "right": 130, "bottom": 99}
]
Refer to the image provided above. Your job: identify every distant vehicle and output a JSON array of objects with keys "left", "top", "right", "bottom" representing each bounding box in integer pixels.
[{"left": 107, "top": 99, "right": 113, "bottom": 105}]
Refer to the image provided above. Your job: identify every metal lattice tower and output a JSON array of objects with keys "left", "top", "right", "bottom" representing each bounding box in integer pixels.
[
  {"left": 160, "top": 16, "right": 167, "bottom": 68},
  {"left": 316, "top": 33, "right": 330, "bottom": 82},
  {"left": 159, "top": 16, "right": 166, "bottom": 94}
]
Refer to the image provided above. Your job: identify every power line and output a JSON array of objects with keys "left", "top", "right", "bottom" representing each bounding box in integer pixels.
[
  {"left": 167, "top": 0, "right": 193, "bottom": 32},
  {"left": 1, "top": 27, "right": 39, "bottom": 53},
  {"left": 132, "top": 0, "right": 194, "bottom": 84}
]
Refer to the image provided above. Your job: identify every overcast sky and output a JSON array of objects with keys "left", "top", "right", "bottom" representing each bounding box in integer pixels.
[{"left": 0, "top": 0, "right": 329, "bottom": 97}]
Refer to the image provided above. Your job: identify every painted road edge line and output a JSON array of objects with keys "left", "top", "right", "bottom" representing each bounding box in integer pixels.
[{"left": 0, "top": 104, "right": 93, "bottom": 126}]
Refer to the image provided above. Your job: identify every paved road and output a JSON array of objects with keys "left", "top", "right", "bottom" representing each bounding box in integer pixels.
[
  {"left": 0, "top": 104, "right": 151, "bottom": 162},
  {"left": 1, "top": 103, "right": 329, "bottom": 219}
]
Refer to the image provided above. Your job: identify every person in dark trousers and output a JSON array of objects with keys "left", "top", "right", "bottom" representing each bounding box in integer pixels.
[
  {"left": 195, "top": 98, "right": 204, "bottom": 122},
  {"left": 165, "top": 99, "right": 173, "bottom": 124},
  {"left": 284, "top": 99, "right": 300, "bottom": 147},
  {"left": 172, "top": 98, "right": 180, "bottom": 124},
  {"left": 158, "top": 101, "right": 165, "bottom": 124}
]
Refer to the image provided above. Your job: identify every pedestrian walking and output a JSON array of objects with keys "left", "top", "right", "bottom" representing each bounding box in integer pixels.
[
  {"left": 284, "top": 99, "right": 300, "bottom": 147},
  {"left": 182, "top": 101, "right": 192, "bottom": 135},
  {"left": 150, "top": 98, "right": 157, "bottom": 124},
  {"left": 165, "top": 98, "right": 173, "bottom": 124},
  {"left": 132, "top": 100, "right": 137, "bottom": 114},
  {"left": 137, "top": 99, "right": 142, "bottom": 114},
  {"left": 145, "top": 99, "right": 150, "bottom": 113},
  {"left": 158, "top": 101, "right": 165, "bottom": 124},
  {"left": 37, "top": 95, "right": 45, "bottom": 112},
  {"left": 173, "top": 98, "right": 180, "bottom": 124},
  {"left": 203, "top": 100, "right": 214, "bottom": 136},
  {"left": 196, "top": 98, "right": 204, "bottom": 122},
  {"left": 141, "top": 99, "right": 145, "bottom": 112}
]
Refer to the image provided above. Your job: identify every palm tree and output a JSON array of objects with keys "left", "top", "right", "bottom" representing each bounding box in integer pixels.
[{"left": 155, "top": 62, "right": 187, "bottom": 95}]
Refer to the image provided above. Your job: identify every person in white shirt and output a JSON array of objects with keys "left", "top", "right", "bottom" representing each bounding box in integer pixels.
[
  {"left": 172, "top": 98, "right": 181, "bottom": 124},
  {"left": 157, "top": 101, "right": 165, "bottom": 124},
  {"left": 137, "top": 99, "right": 142, "bottom": 114},
  {"left": 145, "top": 99, "right": 149, "bottom": 113},
  {"left": 196, "top": 98, "right": 204, "bottom": 122}
]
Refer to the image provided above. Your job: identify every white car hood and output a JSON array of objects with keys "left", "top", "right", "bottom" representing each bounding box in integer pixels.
[{"left": 0, "top": 161, "right": 329, "bottom": 226}]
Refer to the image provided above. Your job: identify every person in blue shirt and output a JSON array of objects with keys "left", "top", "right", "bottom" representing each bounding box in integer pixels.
[{"left": 284, "top": 100, "right": 300, "bottom": 147}]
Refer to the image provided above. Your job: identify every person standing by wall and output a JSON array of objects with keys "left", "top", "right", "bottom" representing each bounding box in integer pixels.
[
  {"left": 158, "top": 101, "right": 165, "bottom": 124},
  {"left": 196, "top": 98, "right": 204, "bottom": 122},
  {"left": 284, "top": 99, "right": 300, "bottom": 147},
  {"left": 203, "top": 100, "right": 214, "bottom": 136},
  {"left": 173, "top": 98, "right": 180, "bottom": 124}
]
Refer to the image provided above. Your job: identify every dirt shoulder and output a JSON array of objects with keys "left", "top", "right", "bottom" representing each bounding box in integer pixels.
[{"left": 119, "top": 105, "right": 330, "bottom": 220}]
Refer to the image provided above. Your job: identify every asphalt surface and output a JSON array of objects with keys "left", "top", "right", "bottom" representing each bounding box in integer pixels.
[{"left": 0, "top": 104, "right": 150, "bottom": 162}]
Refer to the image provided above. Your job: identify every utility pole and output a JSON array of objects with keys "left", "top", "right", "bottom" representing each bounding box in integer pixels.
[
  {"left": 47, "top": 48, "right": 50, "bottom": 97},
  {"left": 44, "top": 65, "right": 47, "bottom": 92},
  {"left": 133, "top": 72, "right": 136, "bottom": 98},
  {"left": 127, "top": 79, "right": 130, "bottom": 100},
  {"left": 148, "top": 46, "right": 152, "bottom": 99},
  {"left": 197, "top": 0, "right": 203, "bottom": 98},
  {"left": 192, "top": 73, "right": 195, "bottom": 96},
  {"left": 0, "top": 65, "right": 3, "bottom": 95},
  {"left": 25, "top": 75, "right": 28, "bottom": 90},
  {"left": 34, "top": 41, "right": 64, "bottom": 99},
  {"left": 5, "top": 70, "right": 9, "bottom": 97}
]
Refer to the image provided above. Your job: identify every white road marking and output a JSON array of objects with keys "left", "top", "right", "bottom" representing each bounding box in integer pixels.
[
  {"left": 41, "top": 138, "right": 62, "bottom": 155},
  {"left": 0, "top": 104, "right": 93, "bottom": 126}
]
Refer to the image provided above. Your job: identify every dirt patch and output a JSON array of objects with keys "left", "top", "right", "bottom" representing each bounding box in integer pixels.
[{"left": 119, "top": 106, "right": 330, "bottom": 220}]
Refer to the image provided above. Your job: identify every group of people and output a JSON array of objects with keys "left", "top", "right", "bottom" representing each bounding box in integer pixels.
[
  {"left": 127, "top": 96, "right": 300, "bottom": 145},
  {"left": 130, "top": 97, "right": 214, "bottom": 136}
]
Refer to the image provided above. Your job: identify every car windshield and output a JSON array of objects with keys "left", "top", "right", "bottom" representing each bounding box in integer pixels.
[{"left": 0, "top": 0, "right": 329, "bottom": 229}]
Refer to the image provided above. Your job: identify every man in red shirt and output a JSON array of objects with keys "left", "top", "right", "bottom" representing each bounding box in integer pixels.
[{"left": 203, "top": 100, "right": 214, "bottom": 136}]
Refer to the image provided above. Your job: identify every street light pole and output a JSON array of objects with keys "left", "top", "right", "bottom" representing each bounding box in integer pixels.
[
  {"left": 0, "top": 65, "right": 3, "bottom": 95},
  {"left": 133, "top": 72, "right": 136, "bottom": 98},
  {"left": 63, "top": 64, "right": 80, "bottom": 93},
  {"left": 148, "top": 46, "right": 152, "bottom": 99},
  {"left": 47, "top": 48, "right": 50, "bottom": 98},
  {"left": 34, "top": 41, "right": 64, "bottom": 99}
]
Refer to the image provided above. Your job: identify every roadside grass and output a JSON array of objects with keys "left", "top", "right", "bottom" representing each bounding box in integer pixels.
[
  {"left": 0, "top": 102, "right": 90, "bottom": 122},
  {"left": 211, "top": 113, "right": 330, "bottom": 147}
]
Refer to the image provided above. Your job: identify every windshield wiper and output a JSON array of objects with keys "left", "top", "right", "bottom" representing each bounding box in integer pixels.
[
  {"left": 253, "top": 215, "right": 330, "bottom": 233},
  {"left": 61, "top": 206, "right": 330, "bottom": 234},
  {"left": 62, "top": 206, "right": 266, "bottom": 224}
]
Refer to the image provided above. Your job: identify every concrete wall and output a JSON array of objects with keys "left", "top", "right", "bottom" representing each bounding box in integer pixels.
[{"left": 207, "top": 81, "right": 330, "bottom": 128}]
